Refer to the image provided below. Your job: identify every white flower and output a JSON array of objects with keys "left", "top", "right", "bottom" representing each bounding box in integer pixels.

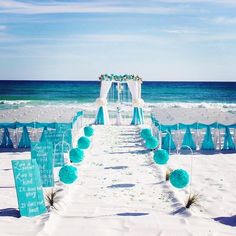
[{"left": 96, "top": 98, "right": 107, "bottom": 106}]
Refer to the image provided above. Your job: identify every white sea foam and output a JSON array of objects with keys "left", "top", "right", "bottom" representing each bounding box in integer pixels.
[
  {"left": 1, "top": 100, "right": 236, "bottom": 114},
  {"left": 0, "top": 100, "right": 32, "bottom": 105},
  {"left": 47, "top": 101, "right": 236, "bottom": 110},
  {"left": 144, "top": 102, "right": 236, "bottom": 109}
]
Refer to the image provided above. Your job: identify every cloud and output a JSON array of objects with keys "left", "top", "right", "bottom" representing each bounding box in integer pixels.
[
  {"left": 0, "top": 25, "right": 9, "bottom": 41},
  {"left": 163, "top": 28, "right": 201, "bottom": 34},
  {"left": 0, "top": 33, "right": 11, "bottom": 42},
  {"left": 0, "top": 0, "right": 178, "bottom": 15},
  {"left": 0, "top": 25, "right": 7, "bottom": 31},
  {"left": 1, "top": 31, "right": 236, "bottom": 48},
  {"left": 0, "top": 33, "right": 169, "bottom": 46},
  {"left": 162, "top": 26, "right": 236, "bottom": 42},
  {"left": 180, "top": 33, "right": 236, "bottom": 42},
  {"left": 213, "top": 17, "right": 236, "bottom": 25},
  {"left": 77, "top": 34, "right": 167, "bottom": 44},
  {"left": 154, "top": 0, "right": 236, "bottom": 5}
]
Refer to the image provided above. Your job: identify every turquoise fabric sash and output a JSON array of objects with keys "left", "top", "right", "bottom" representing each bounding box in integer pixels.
[
  {"left": 95, "top": 106, "right": 105, "bottom": 125},
  {"left": 152, "top": 116, "right": 236, "bottom": 151},
  {"left": 181, "top": 127, "right": 196, "bottom": 150},
  {"left": 18, "top": 126, "right": 31, "bottom": 148},
  {"left": 162, "top": 129, "right": 176, "bottom": 151},
  {"left": 131, "top": 107, "right": 144, "bottom": 125},
  {"left": 201, "top": 126, "right": 215, "bottom": 150},
  {"left": 0, "top": 128, "right": 13, "bottom": 148},
  {"left": 154, "top": 121, "right": 236, "bottom": 131},
  {"left": 0, "top": 111, "right": 83, "bottom": 129},
  {"left": 140, "top": 108, "right": 144, "bottom": 124},
  {"left": 223, "top": 127, "right": 235, "bottom": 150},
  {"left": 40, "top": 126, "right": 48, "bottom": 142},
  {"left": 0, "top": 111, "right": 83, "bottom": 150}
]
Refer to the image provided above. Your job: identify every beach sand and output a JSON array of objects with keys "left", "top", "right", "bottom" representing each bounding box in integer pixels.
[{"left": 0, "top": 105, "right": 236, "bottom": 235}]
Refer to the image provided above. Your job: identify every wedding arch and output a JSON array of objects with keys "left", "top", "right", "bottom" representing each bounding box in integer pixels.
[{"left": 94, "top": 74, "right": 145, "bottom": 125}]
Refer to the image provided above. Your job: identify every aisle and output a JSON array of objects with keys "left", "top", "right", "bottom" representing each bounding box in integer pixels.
[{"left": 38, "top": 126, "right": 188, "bottom": 236}]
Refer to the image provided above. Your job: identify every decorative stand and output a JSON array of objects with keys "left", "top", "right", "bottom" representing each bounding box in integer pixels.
[{"left": 116, "top": 106, "right": 123, "bottom": 125}]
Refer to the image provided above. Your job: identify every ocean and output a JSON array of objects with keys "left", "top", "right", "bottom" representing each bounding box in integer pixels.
[{"left": 0, "top": 81, "right": 236, "bottom": 110}]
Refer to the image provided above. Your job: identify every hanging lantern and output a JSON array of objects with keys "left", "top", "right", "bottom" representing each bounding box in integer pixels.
[
  {"left": 84, "top": 126, "right": 94, "bottom": 137},
  {"left": 59, "top": 165, "right": 78, "bottom": 184},
  {"left": 140, "top": 128, "right": 152, "bottom": 139},
  {"left": 153, "top": 149, "right": 169, "bottom": 165},
  {"left": 69, "top": 148, "right": 84, "bottom": 163},
  {"left": 145, "top": 136, "right": 158, "bottom": 149},
  {"left": 170, "top": 169, "right": 190, "bottom": 189},
  {"left": 77, "top": 136, "right": 91, "bottom": 149}
]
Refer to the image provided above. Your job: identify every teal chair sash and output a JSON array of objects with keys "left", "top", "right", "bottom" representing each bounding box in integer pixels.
[
  {"left": 40, "top": 126, "right": 47, "bottom": 142},
  {"left": 162, "top": 129, "right": 176, "bottom": 151},
  {"left": 201, "top": 126, "right": 215, "bottom": 150},
  {"left": 18, "top": 126, "right": 31, "bottom": 148},
  {"left": 0, "top": 128, "right": 13, "bottom": 148},
  {"left": 222, "top": 127, "right": 235, "bottom": 150},
  {"left": 95, "top": 106, "right": 105, "bottom": 125},
  {"left": 181, "top": 127, "right": 196, "bottom": 150}
]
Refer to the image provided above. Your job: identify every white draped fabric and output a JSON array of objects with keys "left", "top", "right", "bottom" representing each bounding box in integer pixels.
[
  {"left": 95, "top": 78, "right": 144, "bottom": 125},
  {"left": 127, "top": 81, "right": 139, "bottom": 101},
  {"left": 98, "top": 81, "right": 112, "bottom": 124},
  {"left": 138, "top": 81, "right": 141, "bottom": 99},
  {"left": 100, "top": 81, "right": 112, "bottom": 98},
  {"left": 127, "top": 80, "right": 144, "bottom": 124},
  {"left": 127, "top": 81, "right": 143, "bottom": 106}
]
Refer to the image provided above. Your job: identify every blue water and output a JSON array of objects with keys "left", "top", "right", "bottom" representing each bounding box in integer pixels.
[{"left": 0, "top": 81, "right": 236, "bottom": 108}]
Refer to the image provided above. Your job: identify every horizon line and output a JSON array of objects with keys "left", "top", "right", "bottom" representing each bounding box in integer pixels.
[{"left": 0, "top": 79, "right": 235, "bottom": 83}]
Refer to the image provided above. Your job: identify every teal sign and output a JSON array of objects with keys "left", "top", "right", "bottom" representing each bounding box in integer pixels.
[
  {"left": 54, "top": 143, "right": 65, "bottom": 167},
  {"left": 11, "top": 159, "right": 47, "bottom": 217},
  {"left": 41, "top": 129, "right": 71, "bottom": 167},
  {"left": 31, "top": 142, "right": 54, "bottom": 187},
  {"left": 42, "top": 129, "right": 71, "bottom": 152},
  {"left": 58, "top": 126, "right": 72, "bottom": 150}
]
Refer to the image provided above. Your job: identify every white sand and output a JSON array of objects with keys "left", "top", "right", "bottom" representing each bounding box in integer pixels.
[
  {"left": 0, "top": 123, "right": 236, "bottom": 235},
  {"left": 0, "top": 104, "right": 236, "bottom": 235},
  {"left": 152, "top": 107, "right": 236, "bottom": 125},
  {"left": 0, "top": 106, "right": 82, "bottom": 123}
]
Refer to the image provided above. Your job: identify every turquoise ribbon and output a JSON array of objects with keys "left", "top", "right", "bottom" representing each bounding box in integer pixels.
[
  {"left": 131, "top": 107, "right": 144, "bottom": 125},
  {"left": 95, "top": 106, "right": 105, "bottom": 125}
]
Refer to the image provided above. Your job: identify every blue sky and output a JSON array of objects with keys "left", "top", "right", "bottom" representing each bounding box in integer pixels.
[{"left": 0, "top": 0, "right": 236, "bottom": 81}]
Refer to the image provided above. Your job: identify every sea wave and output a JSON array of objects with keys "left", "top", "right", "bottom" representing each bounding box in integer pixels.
[
  {"left": 1, "top": 100, "right": 236, "bottom": 111},
  {"left": 144, "top": 102, "right": 236, "bottom": 109},
  {"left": 0, "top": 100, "right": 31, "bottom": 105}
]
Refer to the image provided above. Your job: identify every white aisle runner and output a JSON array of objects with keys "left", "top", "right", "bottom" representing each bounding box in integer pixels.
[{"left": 38, "top": 126, "right": 228, "bottom": 236}]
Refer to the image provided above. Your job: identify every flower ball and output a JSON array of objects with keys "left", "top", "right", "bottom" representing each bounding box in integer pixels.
[
  {"left": 145, "top": 136, "right": 158, "bottom": 149},
  {"left": 140, "top": 128, "right": 152, "bottom": 139},
  {"left": 59, "top": 165, "right": 78, "bottom": 184},
  {"left": 84, "top": 126, "right": 94, "bottom": 137},
  {"left": 69, "top": 148, "right": 84, "bottom": 163},
  {"left": 77, "top": 136, "right": 91, "bottom": 149},
  {"left": 153, "top": 149, "right": 169, "bottom": 165},
  {"left": 170, "top": 169, "right": 189, "bottom": 189}
]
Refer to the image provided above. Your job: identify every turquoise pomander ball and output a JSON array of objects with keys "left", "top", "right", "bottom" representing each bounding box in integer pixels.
[
  {"left": 77, "top": 136, "right": 91, "bottom": 149},
  {"left": 153, "top": 149, "right": 169, "bottom": 165},
  {"left": 84, "top": 126, "right": 94, "bottom": 137},
  {"left": 145, "top": 135, "right": 158, "bottom": 149},
  {"left": 69, "top": 148, "right": 84, "bottom": 163},
  {"left": 140, "top": 128, "right": 152, "bottom": 139},
  {"left": 59, "top": 165, "right": 78, "bottom": 184},
  {"left": 170, "top": 169, "right": 189, "bottom": 189}
]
